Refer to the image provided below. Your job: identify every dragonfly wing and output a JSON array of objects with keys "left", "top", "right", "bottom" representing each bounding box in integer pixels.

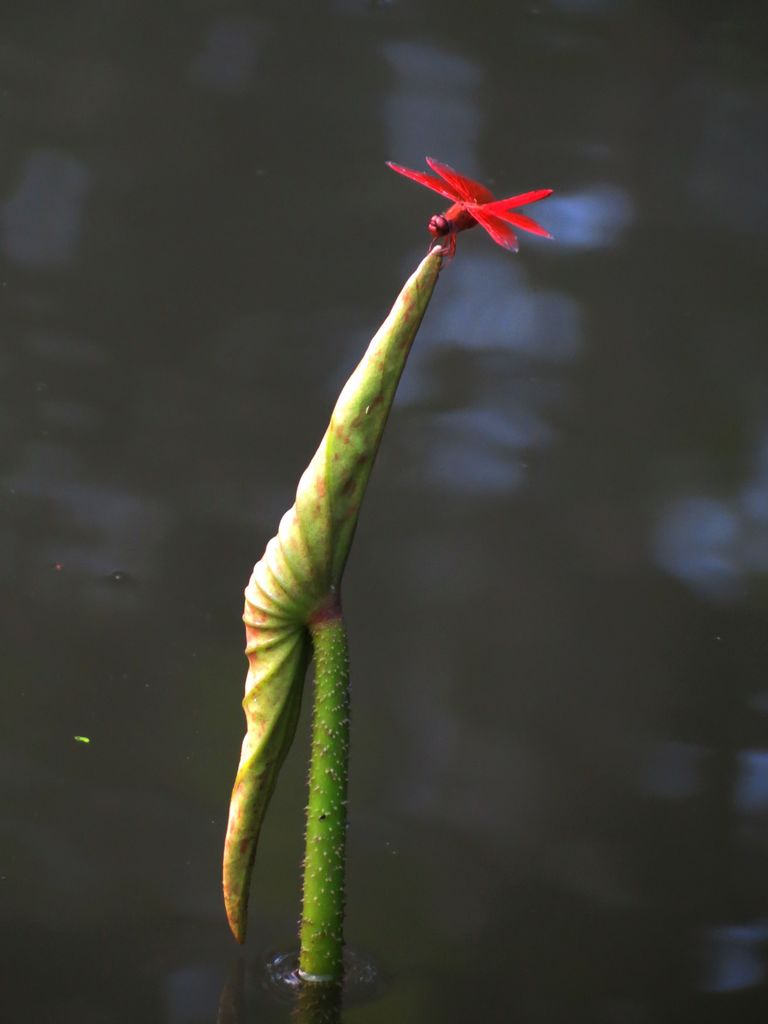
[
  {"left": 503, "top": 212, "right": 553, "bottom": 239},
  {"left": 425, "top": 157, "right": 495, "bottom": 204},
  {"left": 386, "top": 161, "right": 463, "bottom": 203},
  {"left": 470, "top": 205, "right": 553, "bottom": 239},
  {"left": 480, "top": 189, "right": 553, "bottom": 214},
  {"left": 469, "top": 208, "right": 520, "bottom": 252}
]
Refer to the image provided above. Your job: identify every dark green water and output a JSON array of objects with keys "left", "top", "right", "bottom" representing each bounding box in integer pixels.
[{"left": 2, "top": 2, "right": 768, "bottom": 1021}]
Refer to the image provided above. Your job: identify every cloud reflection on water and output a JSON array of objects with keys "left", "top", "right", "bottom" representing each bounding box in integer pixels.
[
  {"left": 381, "top": 41, "right": 482, "bottom": 178},
  {"left": 654, "top": 431, "right": 768, "bottom": 601},
  {"left": 7, "top": 439, "right": 167, "bottom": 604},
  {"left": 543, "top": 184, "right": 633, "bottom": 250},
  {"left": 700, "top": 920, "right": 768, "bottom": 993},
  {"left": 2, "top": 149, "right": 90, "bottom": 269},
  {"left": 388, "top": 252, "right": 581, "bottom": 494},
  {"left": 404, "top": 254, "right": 581, "bottom": 364}
]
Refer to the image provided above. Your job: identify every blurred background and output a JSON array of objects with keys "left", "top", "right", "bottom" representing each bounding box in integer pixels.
[{"left": 1, "top": 1, "right": 767, "bottom": 1021}]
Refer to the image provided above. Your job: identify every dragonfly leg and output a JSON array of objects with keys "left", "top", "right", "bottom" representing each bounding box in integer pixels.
[{"left": 428, "top": 234, "right": 455, "bottom": 259}]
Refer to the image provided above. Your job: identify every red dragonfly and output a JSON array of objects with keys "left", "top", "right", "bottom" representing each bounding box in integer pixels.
[{"left": 386, "top": 156, "right": 552, "bottom": 257}]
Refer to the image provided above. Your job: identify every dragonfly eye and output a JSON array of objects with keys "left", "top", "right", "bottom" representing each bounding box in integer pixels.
[{"left": 428, "top": 214, "right": 449, "bottom": 237}]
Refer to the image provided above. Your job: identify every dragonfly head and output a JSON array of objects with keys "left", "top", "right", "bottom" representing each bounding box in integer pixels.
[{"left": 428, "top": 213, "right": 450, "bottom": 238}]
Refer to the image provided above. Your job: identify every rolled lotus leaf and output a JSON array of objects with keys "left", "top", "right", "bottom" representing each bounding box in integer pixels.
[{"left": 223, "top": 250, "right": 443, "bottom": 941}]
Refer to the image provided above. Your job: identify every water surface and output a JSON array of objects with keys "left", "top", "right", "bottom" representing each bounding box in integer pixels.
[{"left": 2, "top": 2, "right": 767, "bottom": 1021}]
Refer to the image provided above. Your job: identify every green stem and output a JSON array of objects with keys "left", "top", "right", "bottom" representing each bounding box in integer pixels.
[
  {"left": 293, "top": 980, "right": 342, "bottom": 1024},
  {"left": 299, "top": 609, "right": 350, "bottom": 983}
]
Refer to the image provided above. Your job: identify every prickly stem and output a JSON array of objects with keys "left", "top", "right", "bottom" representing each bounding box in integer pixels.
[{"left": 298, "top": 613, "right": 350, "bottom": 983}]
